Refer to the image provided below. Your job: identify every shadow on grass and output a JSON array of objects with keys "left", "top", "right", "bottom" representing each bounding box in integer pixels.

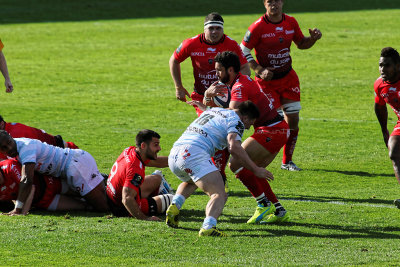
[
  {"left": 1, "top": 0, "right": 398, "bottom": 24},
  {"left": 309, "top": 168, "right": 394, "bottom": 178}
]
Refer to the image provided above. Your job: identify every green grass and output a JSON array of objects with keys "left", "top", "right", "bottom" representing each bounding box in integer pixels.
[{"left": 1, "top": 1, "right": 400, "bottom": 265}]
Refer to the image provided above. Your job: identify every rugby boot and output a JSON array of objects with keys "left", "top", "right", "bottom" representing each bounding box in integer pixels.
[
  {"left": 166, "top": 204, "right": 179, "bottom": 228},
  {"left": 247, "top": 203, "right": 276, "bottom": 224},
  {"left": 281, "top": 161, "right": 302, "bottom": 171},
  {"left": 199, "top": 227, "right": 227, "bottom": 237}
]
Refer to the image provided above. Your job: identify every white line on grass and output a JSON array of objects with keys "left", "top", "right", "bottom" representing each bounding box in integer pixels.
[{"left": 282, "top": 198, "right": 397, "bottom": 209}]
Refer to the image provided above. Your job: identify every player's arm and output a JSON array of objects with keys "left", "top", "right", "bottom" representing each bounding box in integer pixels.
[
  {"left": 169, "top": 53, "right": 190, "bottom": 102},
  {"left": 21, "top": 185, "right": 35, "bottom": 215},
  {"left": 227, "top": 133, "right": 273, "bottom": 181},
  {"left": 8, "top": 163, "right": 35, "bottom": 215},
  {"left": 240, "top": 62, "right": 251, "bottom": 76},
  {"left": 295, "top": 28, "right": 322, "bottom": 50},
  {"left": 374, "top": 103, "right": 390, "bottom": 147},
  {"left": 0, "top": 51, "right": 13, "bottom": 93},
  {"left": 122, "top": 186, "right": 159, "bottom": 221},
  {"left": 240, "top": 43, "right": 273, "bottom": 81},
  {"left": 147, "top": 156, "right": 168, "bottom": 168}
]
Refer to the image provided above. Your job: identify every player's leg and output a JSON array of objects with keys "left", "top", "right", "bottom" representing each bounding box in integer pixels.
[
  {"left": 195, "top": 170, "right": 228, "bottom": 237},
  {"left": 83, "top": 183, "right": 109, "bottom": 212},
  {"left": 153, "top": 194, "right": 174, "bottom": 214},
  {"left": 388, "top": 135, "right": 400, "bottom": 208},
  {"left": 281, "top": 98, "right": 301, "bottom": 171},
  {"left": 140, "top": 173, "right": 162, "bottom": 198},
  {"left": 53, "top": 195, "right": 89, "bottom": 211}
]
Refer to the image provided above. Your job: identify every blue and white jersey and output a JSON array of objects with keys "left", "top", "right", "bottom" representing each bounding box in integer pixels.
[
  {"left": 15, "top": 138, "right": 73, "bottom": 177},
  {"left": 173, "top": 108, "right": 245, "bottom": 155}
]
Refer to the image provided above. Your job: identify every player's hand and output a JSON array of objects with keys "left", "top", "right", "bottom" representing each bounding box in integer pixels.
[
  {"left": 204, "top": 81, "right": 227, "bottom": 98},
  {"left": 147, "top": 216, "right": 161, "bottom": 221},
  {"left": 176, "top": 86, "right": 190, "bottom": 102},
  {"left": 309, "top": 28, "right": 322, "bottom": 41},
  {"left": 257, "top": 67, "right": 274, "bottom": 81},
  {"left": 5, "top": 79, "right": 13, "bottom": 93},
  {"left": 254, "top": 167, "right": 274, "bottom": 181},
  {"left": 187, "top": 100, "right": 207, "bottom": 111}
]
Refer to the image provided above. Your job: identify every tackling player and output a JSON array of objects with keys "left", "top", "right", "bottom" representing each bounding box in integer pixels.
[
  {"left": 166, "top": 101, "right": 273, "bottom": 237},
  {"left": 0, "top": 131, "right": 109, "bottom": 215},
  {"left": 0, "top": 115, "right": 79, "bottom": 160},
  {"left": 169, "top": 12, "right": 250, "bottom": 187},
  {"left": 0, "top": 39, "right": 13, "bottom": 93},
  {"left": 0, "top": 159, "right": 89, "bottom": 214},
  {"left": 106, "top": 130, "right": 173, "bottom": 220},
  {"left": 240, "top": 0, "right": 322, "bottom": 171},
  {"left": 204, "top": 51, "right": 290, "bottom": 223},
  {"left": 374, "top": 47, "right": 400, "bottom": 208}
]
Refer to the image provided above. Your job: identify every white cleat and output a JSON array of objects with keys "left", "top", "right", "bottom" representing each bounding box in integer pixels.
[{"left": 281, "top": 161, "right": 302, "bottom": 171}]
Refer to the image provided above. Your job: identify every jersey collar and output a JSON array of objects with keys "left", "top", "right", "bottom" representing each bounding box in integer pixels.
[
  {"left": 200, "top": 33, "right": 226, "bottom": 45},
  {"left": 263, "top": 13, "right": 285, "bottom": 24}
]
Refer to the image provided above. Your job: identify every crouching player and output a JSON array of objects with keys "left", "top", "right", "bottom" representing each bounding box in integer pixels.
[
  {"left": 0, "top": 159, "right": 89, "bottom": 214},
  {"left": 106, "top": 130, "right": 174, "bottom": 220}
]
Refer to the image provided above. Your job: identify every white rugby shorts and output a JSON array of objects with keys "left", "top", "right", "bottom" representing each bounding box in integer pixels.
[
  {"left": 168, "top": 145, "right": 218, "bottom": 183},
  {"left": 65, "top": 150, "right": 104, "bottom": 196}
]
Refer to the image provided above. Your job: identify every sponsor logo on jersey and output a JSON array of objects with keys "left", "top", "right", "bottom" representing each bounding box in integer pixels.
[
  {"left": 185, "top": 126, "right": 208, "bottom": 137},
  {"left": 389, "top": 87, "right": 397, "bottom": 92},
  {"left": 267, "top": 49, "right": 290, "bottom": 59},
  {"left": 243, "top": 30, "right": 252, "bottom": 43},
  {"left": 275, "top": 27, "right": 284, "bottom": 33},
  {"left": 262, "top": 33, "right": 275, "bottom": 38},
  {"left": 207, "top": 47, "right": 217, "bottom": 53},
  {"left": 131, "top": 173, "right": 143, "bottom": 187},
  {"left": 285, "top": 30, "right": 294, "bottom": 35},
  {"left": 198, "top": 70, "right": 218, "bottom": 80},
  {"left": 235, "top": 121, "right": 245, "bottom": 137},
  {"left": 191, "top": 52, "right": 205, "bottom": 56}
]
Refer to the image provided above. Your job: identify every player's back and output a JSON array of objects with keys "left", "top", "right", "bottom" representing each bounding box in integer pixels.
[{"left": 5, "top": 122, "right": 56, "bottom": 145}]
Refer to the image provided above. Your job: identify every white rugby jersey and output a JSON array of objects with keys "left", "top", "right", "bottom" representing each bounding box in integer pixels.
[
  {"left": 173, "top": 108, "right": 244, "bottom": 155},
  {"left": 15, "top": 138, "right": 73, "bottom": 177}
]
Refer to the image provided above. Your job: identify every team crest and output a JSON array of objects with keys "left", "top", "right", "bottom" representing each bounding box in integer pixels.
[
  {"left": 279, "top": 37, "right": 284, "bottom": 43},
  {"left": 131, "top": 173, "right": 143, "bottom": 187},
  {"left": 208, "top": 58, "right": 213, "bottom": 64},
  {"left": 243, "top": 30, "right": 252, "bottom": 43}
]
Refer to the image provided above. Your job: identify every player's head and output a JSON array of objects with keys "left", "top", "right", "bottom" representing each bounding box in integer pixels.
[
  {"left": 136, "top": 129, "right": 161, "bottom": 160},
  {"left": 379, "top": 47, "right": 400, "bottom": 83},
  {"left": 214, "top": 51, "right": 240, "bottom": 84},
  {"left": 264, "top": 0, "right": 283, "bottom": 16},
  {"left": 204, "top": 12, "right": 224, "bottom": 44},
  {"left": 0, "top": 115, "right": 5, "bottom": 130},
  {"left": 236, "top": 101, "right": 260, "bottom": 129},
  {"left": 0, "top": 130, "right": 17, "bottom": 158}
]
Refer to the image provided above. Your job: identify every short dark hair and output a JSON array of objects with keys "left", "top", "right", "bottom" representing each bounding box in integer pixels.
[
  {"left": 214, "top": 51, "right": 241, "bottom": 73},
  {"left": 205, "top": 12, "right": 224, "bottom": 23},
  {"left": 237, "top": 101, "right": 260, "bottom": 120},
  {"left": 0, "top": 130, "right": 10, "bottom": 141},
  {"left": 136, "top": 129, "right": 160, "bottom": 147},
  {"left": 0, "top": 116, "right": 4, "bottom": 123},
  {"left": 381, "top": 47, "right": 400, "bottom": 64}
]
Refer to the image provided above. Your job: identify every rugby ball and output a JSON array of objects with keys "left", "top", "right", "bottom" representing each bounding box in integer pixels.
[{"left": 212, "top": 83, "right": 231, "bottom": 108}]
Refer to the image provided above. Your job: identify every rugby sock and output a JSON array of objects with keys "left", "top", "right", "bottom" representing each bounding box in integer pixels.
[
  {"left": 66, "top": 142, "right": 79, "bottom": 149},
  {"left": 172, "top": 194, "right": 186, "bottom": 210},
  {"left": 255, "top": 193, "right": 270, "bottom": 207},
  {"left": 259, "top": 178, "right": 279, "bottom": 203},
  {"left": 273, "top": 202, "right": 286, "bottom": 216},
  {"left": 202, "top": 216, "right": 217, "bottom": 230},
  {"left": 235, "top": 168, "right": 264, "bottom": 197},
  {"left": 282, "top": 128, "right": 299, "bottom": 164},
  {"left": 159, "top": 194, "right": 174, "bottom": 213}
]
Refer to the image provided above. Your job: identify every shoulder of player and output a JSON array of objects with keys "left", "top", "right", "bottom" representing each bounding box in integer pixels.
[{"left": 374, "top": 76, "right": 384, "bottom": 89}]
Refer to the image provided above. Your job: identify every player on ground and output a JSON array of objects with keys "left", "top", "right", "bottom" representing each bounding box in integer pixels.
[
  {"left": 166, "top": 101, "right": 273, "bottom": 237},
  {"left": 204, "top": 51, "right": 290, "bottom": 223},
  {"left": 240, "top": 0, "right": 322, "bottom": 171},
  {"left": 106, "top": 130, "right": 173, "bottom": 220},
  {"left": 0, "top": 159, "right": 89, "bottom": 214},
  {"left": 374, "top": 47, "right": 400, "bottom": 208},
  {"left": 0, "top": 39, "right": 13, "bottom": 93},
  {"left": 0, "top": 131, "right": 109, "bottom": 215},
  {"left": 169, "top": 12, "right": 250, "bottom": 187},
  {"left": 0, "top": 115, "right": 79, "bottom": 160}
]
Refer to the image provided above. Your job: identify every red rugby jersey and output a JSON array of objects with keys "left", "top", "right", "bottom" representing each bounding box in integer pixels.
[
  {"left": 230, "top": 73, "right": 280, "bottom": 128},
  {"left": 5, "top": 122, "right": 57, "bottom": 145},
  {"left": 374, "top": 77, "right": 400, "bottom": 120},
  {"left": 242, "top": 13, "right": 304, "bottom": 74},
  {"left": 174, "top": 33, "right": 247, "bottom": 95},
  {"left": 106, "top": 146, "right": 149, "bottom": 206}
]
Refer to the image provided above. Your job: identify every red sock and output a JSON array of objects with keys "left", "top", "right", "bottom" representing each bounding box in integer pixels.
[
  {"left": 282, "top": 128, "right": 299, "bottom": 164},
  {"left": 66, "top": 142, "right": 79, "bottom": 149},
  {"left": 212, "top": 148, "right": 230, "bottom": 182},
  {"left": 257, "top": 178, "right": 278, "bottom": 203},
  {"left": 236, "top": 168, "right": 265, "bottom": 197}
]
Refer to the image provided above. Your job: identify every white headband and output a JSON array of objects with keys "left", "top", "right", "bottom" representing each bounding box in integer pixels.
[{"left": 204, "top": 20, "right": 224, "bottom": 29}]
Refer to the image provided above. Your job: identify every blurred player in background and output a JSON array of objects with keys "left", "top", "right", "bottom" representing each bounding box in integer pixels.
[
  {"left": 167, "top": 101, "right": 273, "bottom": 237},
  {"left": 169, "top": 12, "right": 251, "bottom": 188},
  {"left": 0, "top": 115, "right": 79, "bottom": 160},
  {"left": 374, "top": 47, "right": 400, "bottom": 208},
  {"left": 241, "top": 0, "right": 322, "bottom": 171},
  {"left": 0, "top": 159, "right": 89, "bottom": 214},
  {"left": 0, "top": 39, "right": 13, "bottom": 93},
  {"left": 204, "top": 51, "right": 290, "bottom": 223},
  {"left": 0, "top": 131, "right": 109, "bottom": 215},
  {"left": 106, "top": 130, "right": 173, "bottom": 220}
]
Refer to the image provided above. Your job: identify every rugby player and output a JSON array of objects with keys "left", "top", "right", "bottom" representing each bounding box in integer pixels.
[
  {"left": 0, "top": 131, "right": 109, "bottom": 215},
  {"left": 0, "top": 39, "right": 13, "bottom": 93},
  {"left": 240, "top": 0, "right": 322, "bottom": 171},
  {"left": 204, "top": 51, "right": 290, "bottom": 223},
  {"left": 106, "top": 130, "right": 173, "bottom": 220},
  {"left": 166, "top": 101, "right": 273, "bottom": 237},
  {"left": 374, "top": 47, "right": 400, "bottom": 208}
]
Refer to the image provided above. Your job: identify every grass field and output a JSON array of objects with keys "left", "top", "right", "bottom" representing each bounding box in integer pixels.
[{"left": 1, "top": 0, "right": 400, "bottom": 265}]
